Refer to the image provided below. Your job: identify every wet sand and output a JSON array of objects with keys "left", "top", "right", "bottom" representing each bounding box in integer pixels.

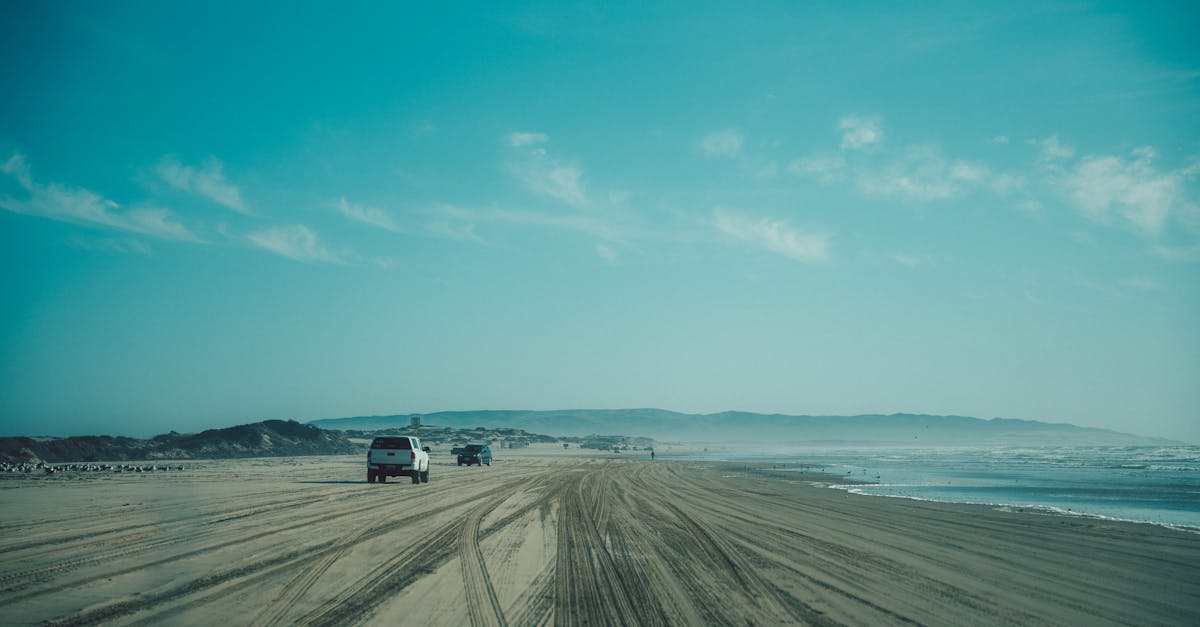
[{"left": 1, "top": 448, "right": 1197, "bottom": 625}]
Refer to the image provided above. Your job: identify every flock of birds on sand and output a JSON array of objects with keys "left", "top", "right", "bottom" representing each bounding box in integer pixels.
[{"left": 1, "top": 462, "right": 186, "bottom": 475}]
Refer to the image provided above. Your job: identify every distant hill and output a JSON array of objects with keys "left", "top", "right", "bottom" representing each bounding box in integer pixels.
[
  {"left": 0, "top": 420, "right": 361, "bottom": 464},
  {"left": 310, "top": 409, "right": 1177, "bottom": 447}
]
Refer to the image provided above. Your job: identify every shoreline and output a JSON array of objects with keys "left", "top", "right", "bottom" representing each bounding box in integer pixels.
[{"left": 657, "top": 444, "right": 1200, "bottom": 531}]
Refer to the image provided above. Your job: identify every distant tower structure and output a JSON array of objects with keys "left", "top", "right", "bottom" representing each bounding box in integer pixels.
[{"left": 410, "top": 415, "right": 421, "bottom": 435}]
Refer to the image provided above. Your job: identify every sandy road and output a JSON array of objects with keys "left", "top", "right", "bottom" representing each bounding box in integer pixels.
[{"left": 1, "top": 452, "right": 1198, "bottom": 626}]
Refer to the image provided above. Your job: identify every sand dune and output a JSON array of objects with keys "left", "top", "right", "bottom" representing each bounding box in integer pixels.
[{"left": 1, "top": 449, "right": 1197, "bottom": 625}]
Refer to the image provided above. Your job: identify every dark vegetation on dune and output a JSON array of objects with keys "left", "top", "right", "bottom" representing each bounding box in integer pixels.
[{"left": 0, "top": 420, "right": 360, "bottom": 464}]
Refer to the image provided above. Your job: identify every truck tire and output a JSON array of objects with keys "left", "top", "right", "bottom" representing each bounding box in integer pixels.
[
  {"left": 367, "top": 471, "right": 376, "bottom": 483},
  {"left": 379, "top": 474, "right": 386, "bottom": 483},
  {"left": 410, "top": 470, "right": 420, "bottom": 484},
  {"left": 420, "top": 468, "right": 429, "bottom": 483}
]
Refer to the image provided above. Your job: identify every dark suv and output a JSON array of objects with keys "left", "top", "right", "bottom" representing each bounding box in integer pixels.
[{"left": 457, "top": 444, "right": 492, "bottom": 466}]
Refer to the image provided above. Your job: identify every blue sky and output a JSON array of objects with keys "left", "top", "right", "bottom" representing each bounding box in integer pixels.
[{"left": 2, "top": 2, "right": 1198, "bottom": 442}]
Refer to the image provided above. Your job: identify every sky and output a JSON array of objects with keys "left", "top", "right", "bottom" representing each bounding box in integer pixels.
[{"left": 1, "top": 1, "right": 1198, "bottom": 443}]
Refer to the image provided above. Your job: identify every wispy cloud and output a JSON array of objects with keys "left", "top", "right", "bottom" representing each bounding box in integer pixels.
[
  {"left": 2, "top": 153, "right": 33, "bottom": 190},
  {"left": 434, "top": 203, "right": 624, "bottom": 242},
  {"left": 950, "top": 161, "right": 988, "bottom": 183},
  {"left": 1037, "top": 134, "right": 1075, "bottom": 160},
  {"left": 859, "top": 141, "right": 1001, "bottom": 202},
  {"left": 157, "top": 155, "right": 247, "bottom": 213},
  {"left": 989, "top": 135, "right": 1009, "bottom": 145},
  {"left": 838, "top": 115, "right": 883, "bottom": 151},
  {"left": 337, "top": 197, "right": 404, "bottom": 233},
  {"left": 700, "top": 129, "right": 744, "bottom": 158},
  {"left": 1, "top": 152, "right": 200, "bottom": 242},
  {"left": 787, "top": 155, "right": 846, "bottom": 184},
  {"left": 506, "top": 133, "right": 590, "bottom": 208},
  {"left": 856, "top": 144, "right": 960, "bottom": 201},
  {"left": 535, "top": 163, "right": 588, "bottom": 207},
  {"left": 596, "top": 243, "right": 618, "bottom": 264},
  {"left": 713, "top": 207, "right": 830, "bottom": 264},
  {"left": 794, "top": 119, "right": 1004, "bottom": 203},
  {"left": 247, "top": 224, "right": 345, "bottom": 263},
  {"left": 508, "top": 131, "right": 548, "bottom": 147},
  {"left": 1058, "top": 147, "right": 1182, "bottom": 236}
]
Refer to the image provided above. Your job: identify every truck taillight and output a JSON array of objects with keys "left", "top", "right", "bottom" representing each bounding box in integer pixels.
[{"left": 410, "top": 452, "right": 416, "bottom": 462}]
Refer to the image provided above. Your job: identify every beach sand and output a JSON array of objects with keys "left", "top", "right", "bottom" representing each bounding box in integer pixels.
[{"left": 1, "top": 446, "right": 1197, "bottom": 625}]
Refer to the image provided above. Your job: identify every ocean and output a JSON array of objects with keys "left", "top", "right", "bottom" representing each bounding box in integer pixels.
[{"left": 680, "top": 445, "right": 1200, "bottom": 529}]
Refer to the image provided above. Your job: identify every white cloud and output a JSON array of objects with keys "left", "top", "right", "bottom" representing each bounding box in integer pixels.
[
  {"left": 596, "top": 243, "right": 618, "bottom": 264},
  {"left": 856, "top": 146, "right": 996, "bottom": 202},
  {"left": 432, "top": 203, "right": 624, "bottom": 242},
  {"left": 990, "top": 172, "right": 1026, "bottom": 193},
  {"left": 506, "top": 135, "right": 591, "bottom": 209},
  {"left": 1059, "top": 147, "right": 1181, "bottom": 236},
  {"left": 1, "top": 153, "right": 199, "bottom": 242},
  {"left": 125, "top": 207, "right": 200, "bottom": 241},
  {"left": 247, "top": 225, "right": 344, "bottom": 263},
  {"left": 989, "top": 135, "right": 1009, "bottom": 145},
  {"left": 512, "top": 160, "right": 589, "bottom": 208},
  {"left": 787, "top": 155, "right": 846, "bottom": 184},
  {"left": 1, "top": 153, "right": 33, "bottom": 190},
  {"left": 950, "top": 161, "right": 988, "bottom": 182},
  {"left": 1038, "top": 134, "right": 1075, "bottom": 160},
  {"left": 543, "top": 164, "right": 587, "bottom": 207},
  {"left": 713, "top": 207, "right": 829, "bottom": 264},
  {"left": 857, "top": 146, "right": 958, "bottom": 201},
  {"left": 838, "top": 115, "right": 883, "bottom": 151},
  {"left": 337, "top": 197, "right": 404, "bottom": 233},
  {"left": 426, "top": 217, "right": 484, "bottom": 243},
  {"left": 508, "top": 131, "right": 549, "bottom": 147},
  {"left": 701, "top": 129, "right": 744, "bottom": 158},
  {"left": 156, "top": 155, "right": 247, "bottom": 213}
]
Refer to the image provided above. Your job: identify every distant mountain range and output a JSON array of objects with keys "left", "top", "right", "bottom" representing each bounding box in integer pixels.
[
  {"left": 0, "top": 420, "right": 360, "bottom": 464},
  {"left": 310, "top": 409, "right": 1178, "bottom": 447}
]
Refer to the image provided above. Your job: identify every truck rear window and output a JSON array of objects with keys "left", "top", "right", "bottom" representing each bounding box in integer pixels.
[{"left": 371, "top": 437, "right": 413, "bottom": 449}]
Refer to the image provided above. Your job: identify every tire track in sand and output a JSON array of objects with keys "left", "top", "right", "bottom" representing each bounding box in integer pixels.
[
  {"left": 553, "top": 466, "right": 655, "bottom": 626},
  {"left": 459, "top": 492, "right": 510, "bottom": 627},
  {"left": 298, "top": 476, "right": 536, "bottom": 626}
]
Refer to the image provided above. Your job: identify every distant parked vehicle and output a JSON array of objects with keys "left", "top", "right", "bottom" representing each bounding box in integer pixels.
[
  {"left": 367, "top": 436, "right": 430, "bottom": 484},
  {"left": 457, "top": 444, "right": 492, "bottom": 467}
]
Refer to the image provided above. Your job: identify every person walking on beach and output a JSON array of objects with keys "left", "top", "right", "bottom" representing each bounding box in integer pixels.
[{"left": 650, "top": 449, "right": 655, "bottom": 461}]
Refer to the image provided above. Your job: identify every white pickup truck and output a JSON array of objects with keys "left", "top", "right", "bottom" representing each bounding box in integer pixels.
[{"left": 367, "top": 436, "right": 430, "bottom": 484}]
